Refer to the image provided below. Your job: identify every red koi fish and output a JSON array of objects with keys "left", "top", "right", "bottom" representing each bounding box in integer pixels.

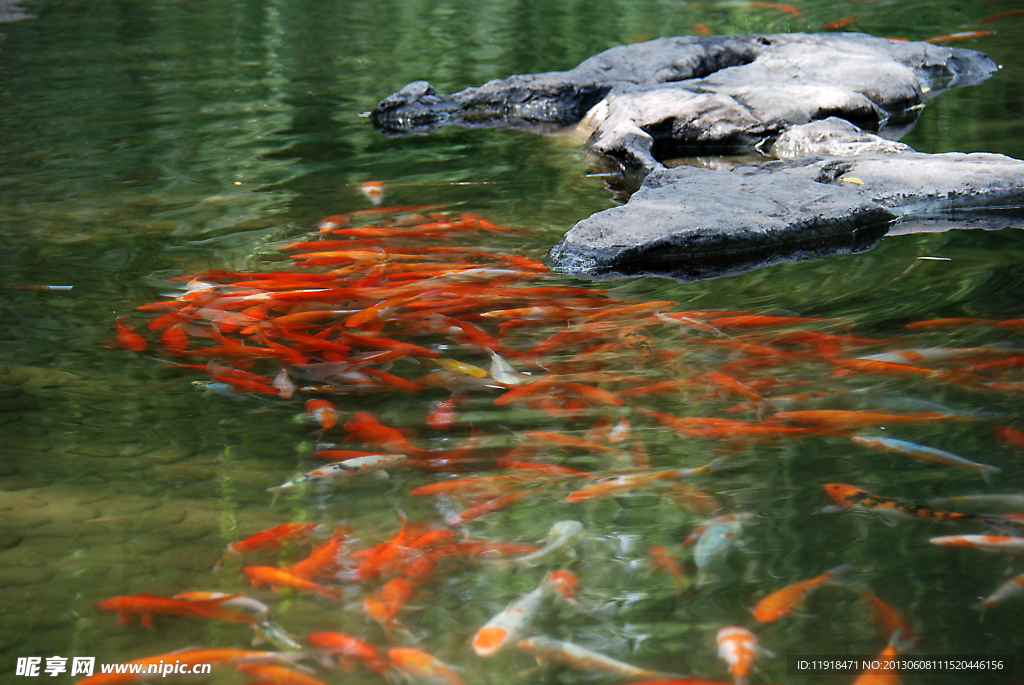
[
  {"left": 243, "top": 566, "right": 341, "bottom": 599},
  {"left": 286, "top": 525, "right": 351, "bottom": 580},
  {"left": 363, "top": 577, "right": 418, "bottom": 635},
  {"left": 748, "top": 2, "right": 801, "bottom": 17},
  {"left": 445, "top": 490, "right": 532, "bottom": 526},
  {"left": 995, "top": 425, "right": 1024, "bottom": 451},
  {"left": 766, "top": 410, "right": 953, "bottom": 430},
  {"left": 307, "top": 631, "right": 394, "bottom": 675},
  {"left": 753, "top": 565, "right": 850, "bottom": 622},
  {"left": 823, "top": 14, "right": 856, "bottom": 29},
  {"left": 114, "top": 317, "right": 147, "bottom": 352},
  {"left": 344, "top": 421, "right": 431, "bottom": 458},
  {"left": 96, "top": 593, "right": 242, "bottom": 629},
  {"left": 215, "top": 522, "right": 317, "bottom": 570},
  {"left": 859, "top": 590, "right": 917, "bottom": 649}
]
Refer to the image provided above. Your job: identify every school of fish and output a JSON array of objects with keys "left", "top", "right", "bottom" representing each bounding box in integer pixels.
[{"left": 102, "top": 202, "right": 1024, "bottom": 685}]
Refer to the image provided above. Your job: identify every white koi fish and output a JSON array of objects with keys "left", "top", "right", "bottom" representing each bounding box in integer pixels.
[
  {"left": 472, "top": 571, "right": 578, "bottom": 657},
  {"left": 268, "top": 454, "right": 406, "bottom": 505},
  {"left": 272, "top": 369, "right": 296, "bottom": 399},
  {"left": 505, "top": 521, "right": 585, "bottom": 565},
  {"left": 979, "top": 572, "right": 1024, "bottom": 611},
  {"left": 852, "top": 436, "right": 1000, "bottom": 482},
  {"left": 517, "top": 636, "right": 683, "bottom": 679},
  {"left": 488, "top": 350, "right": 533, "bottom": 385}
]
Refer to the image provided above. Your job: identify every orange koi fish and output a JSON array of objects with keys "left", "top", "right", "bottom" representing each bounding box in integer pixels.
[
  {"left": 748, "top": 1, "right": 801, "bottom": 16},
  {"left": 409, "top": 475, "right": 517, "bottom": 498},
  {"left": 717, "top": 626, "right": 773, "bottom": 684},
  {"left": 172, "top": 591, "right": 269, "bottom": 620},
  {"left": 649, "top": 546, "right": 687, "bottom": 595},
  {"left": 994, "top": 425, "right": 1024, "bottom": 451},
  {"left": 858, "top": 590, "right": 916, "bottom": 649},
  {"left": 286, "top": 525, "right": 351, "bottom": 580},
  {"left": 388, "top": 648, "right": 464, "bottom": 685},
  {"left": 303, "top": 397, "right": 339, "bottom": 430},
  {"left": 565, "top": 461, "right": 722, "bottom": 503},
  {"left": 851, "top": 632, "right": 902, "bottom": 685},
  {"left": 823, "top": 14, "right": 856, "bottom": 29},
  {"left": 523, "top": 430, "right": 624, "bottom": 455},
  {"left": 710, "top": 314, "right": 829, "bottom": 328},
  {"left": 215, "top": 522, "right": 317, "bottom": 570},
  {"left": 114, "top": 317, "right": 147, "bottom": 352},
  {"left": 160, "top": 324, "right": 189, "bottom": 351},
  {"left": 979, "top": 9, "right": 1024, "bottom": 23},
  {"left": 753, "top": 565, "right": 850, "bottom": 622},
  {"left": 307, "top": 631, "right": 394, "bottom": 675},
  {"left": 235, "top": 664, "right": 327, "bottom": 685},
  {"left": 906, "top": 317, "right": 996, "bottom": 328},
  {"left": 96, "top": 593, "right": 241, "bottom": 629},
  {"left": 363, "top": 577, "right": 417, "bottom": 634},
  {"left": 344, "top": 421, "right": 431, "bottom": 458},
  {"left": 517, "top": 636, "right": 682, "bottom": 679},
  {"left": 924, "top": 30, "right": 994, "bottom": 43},
  {"left": 445, "top": 490, "right": 532, "bottom": 526},
  {"left": 767, "top": 410, "right": 953, "bottom": 430},
  {"left": 243, "top": 566, "right": 341, "bottom": 599}
]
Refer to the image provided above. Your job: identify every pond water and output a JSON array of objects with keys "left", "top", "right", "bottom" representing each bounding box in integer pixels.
[{"left": 1, "top": 1, "right": 1023, "bottom": 684}]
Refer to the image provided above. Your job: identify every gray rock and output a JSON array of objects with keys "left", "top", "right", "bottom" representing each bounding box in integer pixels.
[
  {"left": 549, "top": 147, "right": 1024, "bottom": 281},
  {"left": 373, "top": 33, "right": 995, "bottom": 175},
  {"left": 373, "top": 34, "right": 1018, "bottom": 282}
]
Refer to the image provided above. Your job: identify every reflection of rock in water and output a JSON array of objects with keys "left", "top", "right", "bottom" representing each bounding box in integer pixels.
[
  {"left": 0, "top": 0, "right": 34, "bottom": 23},
  {"left": 372, "top": 34, "right": 1019, "bottom": 283}
]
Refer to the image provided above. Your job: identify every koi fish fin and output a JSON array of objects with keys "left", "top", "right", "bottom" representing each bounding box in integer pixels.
[
  {"left": 370, "top": 470, "right": 390, "bottom": 481},
  {"left": 116, "top": 611, "right": 133, "bottom": 626},
  {"left": 141, "top": 613, "right": 155, "bottom": 630},
  {"left": 982, "top": 465, "right": 1001, "bottom": 485}
]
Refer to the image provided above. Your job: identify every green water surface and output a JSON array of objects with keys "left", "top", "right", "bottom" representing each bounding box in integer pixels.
[{"left": 1, "top": 1, "right": 1024, "bottom": 684}]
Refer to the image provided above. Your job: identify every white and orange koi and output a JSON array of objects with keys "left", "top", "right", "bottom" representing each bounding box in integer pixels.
[
  {"left": 930, "top": 535, "right": 1024, "bottom": 553},
  {"left": 472, "top": 570, "right": 579, "bottom": 657},
  {"left": 517, "top": 636, "right": 683, "bottom": 679},
  {"left": 716, "top": 626, "right": 773, "bottom": 684},
  {"left": 268, "top": 454, "right": 406, "bottom": 504}
]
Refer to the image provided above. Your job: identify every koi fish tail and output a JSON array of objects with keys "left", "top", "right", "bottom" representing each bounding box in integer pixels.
[
  {"left": 213, "top": 550, "right": 236, "bottom": 572},
  {"left": 823, "top": 563, "right": 855, "bottom": 586},
  {"left": 981, "top": 514, "right": 1024, "bottom": 536}
]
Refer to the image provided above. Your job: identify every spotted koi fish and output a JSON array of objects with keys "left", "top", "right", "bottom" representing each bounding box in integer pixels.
[{"left": 823, "top": 484, "right": 1022, "bottom": 532}]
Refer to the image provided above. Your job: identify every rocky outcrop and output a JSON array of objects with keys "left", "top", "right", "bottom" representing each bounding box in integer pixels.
[
  {"left": 372, "top": 34, "right": 1018, "bottom": 282},
  {"left": 549, "top": 125, "right": 1024, "bottom": 281}
]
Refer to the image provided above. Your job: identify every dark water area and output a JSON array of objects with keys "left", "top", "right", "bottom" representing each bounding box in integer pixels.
[{"left": 1, "top": 0, "right": 1023, "bottom": 684}]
